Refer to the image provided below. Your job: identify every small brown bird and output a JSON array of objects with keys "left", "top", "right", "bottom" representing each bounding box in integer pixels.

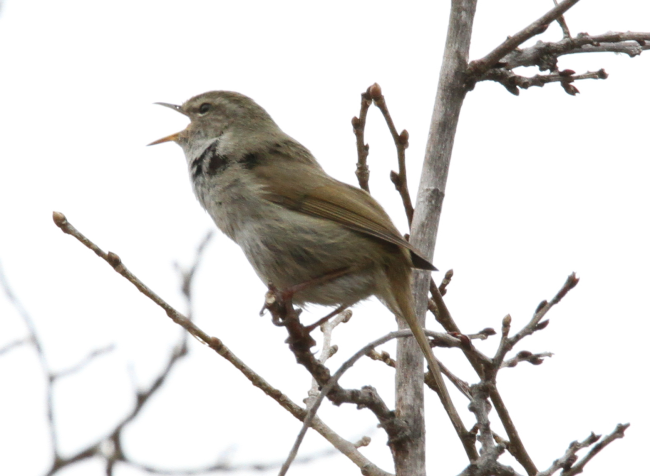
[{"left": 150, "top": 91, "right": 448, "bottom": 394}]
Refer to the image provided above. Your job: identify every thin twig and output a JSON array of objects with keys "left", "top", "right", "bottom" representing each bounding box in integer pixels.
[
  {"left": 352, "top": 90, "right": 372, "bottom": 192},
  {"left": 561, "top": 424, "right": 630, "bottom": 476},
  {"left": 505, "top": 273, "right": 579, "bottom": 356},
  {"left": 0, "top": 338, "right": 30, "bottom": 356},
  {"left": 487, "top": 275, "right": 579, "bottom": 475},
  {"left": 424, "top": 355, "right": 472, "bottom": 400},
  {"left": 501, "top": 351, "right": 553, "bottom": 369},
  {"left": 262, "top": 287, "right": 402, "bottom": 438},
  {"left": 538, "top": 424, "right": 629, "bottom": 476},
  {"left": 429, "top": 279, "right": 492, "bottom": 371},
  {"left": 0, "top": 261, "right": 59, "bottom": 456},
  {"left": 279, "top": 330, "right": 416, "bottom": 476},
  {"left": 553, "top": 0, "right": 572, "bottom": 38},
  {"left": 438, "top": 269, "right": 454, "bottom": 296},
  {"left": 52, "top": 212, "right": 387, "bottom": 476},
  {"left": 467, "top": 328, "right": 497, "bottom": 341},
  {"left": 126, "top": 446, "right": 342, "bottom": 475},
  {"left": 500, "top": 32, "right": 650, "bottom": 71},
  {"left": 367, "top": 83, "right": 415, "bottom": 226},
  {"left": 480, "top": 68, "right": 607, "bottom": 96},
  {"left": 305, "top": 309, "right": 353, "bottom": 408},
  {"left": 468, "top": 0, "right": 583, "bottom": 78},
  {"left": 489, "top": 388, "right": 538, "bottom": 476},
  {"left": 366, "top": 336, "right": 472, "bottom": 399},
  {"left": 52, "top": 345, "right": 115, "bottom": 380}
]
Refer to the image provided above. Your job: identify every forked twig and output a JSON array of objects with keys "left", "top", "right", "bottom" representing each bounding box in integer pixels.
[{"left": 367, "top": 83, "right": 415, "bottom": 226}]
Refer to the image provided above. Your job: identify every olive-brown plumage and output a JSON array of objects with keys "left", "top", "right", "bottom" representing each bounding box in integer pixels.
[{"left": 151, "top": 91, "right": 445, "bottom": 389}]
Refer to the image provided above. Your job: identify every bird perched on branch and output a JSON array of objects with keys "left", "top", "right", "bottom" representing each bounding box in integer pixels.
[{"left": 149, "top": 90, "right": 449, "bottom": 398}]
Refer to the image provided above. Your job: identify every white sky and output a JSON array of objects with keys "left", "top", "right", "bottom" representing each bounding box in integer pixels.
[{"left": 0, "top": 1, "right": 649, "bottom": 475}]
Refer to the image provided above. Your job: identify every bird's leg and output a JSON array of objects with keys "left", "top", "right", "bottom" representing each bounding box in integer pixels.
[
  {"left": 262, "top": 267, "right": 352, "bottom": 336},
  {"left": 280, "top": 267, "right": 351, "bottom": 302},
  {"left": 263, "top": 283, "right": 302, "bottom": 324},
  {"left": 304, "top": 305, "right": 348, "bottom": 332},
  {"left": 280, "top": 267, "right": 352, "bottom": 331}
]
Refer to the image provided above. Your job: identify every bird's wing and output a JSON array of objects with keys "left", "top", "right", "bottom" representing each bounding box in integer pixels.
[{"left": 252, "top": 161, "right": 435, "bottom": 271}]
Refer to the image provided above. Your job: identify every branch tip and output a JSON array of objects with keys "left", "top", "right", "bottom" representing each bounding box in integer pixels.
[
  {"left": 368, "top": 83, "right": 382, "bottom": 99},
  {"left": 502, "top": 314, "right": 512, "bottom": 329},
  {"left": 52, "top": 211, "right": 67, "bottom": 227}
]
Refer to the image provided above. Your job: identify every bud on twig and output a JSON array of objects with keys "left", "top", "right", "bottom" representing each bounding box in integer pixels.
[
  {"left": 535, "top": 320, "right": 550, "bottom": 331},
  {"left": 398, "top": 129, "right": 409, "bottom": 147},
  {"left": 368, "top": 83, "right": 382, "bottom": 100}
]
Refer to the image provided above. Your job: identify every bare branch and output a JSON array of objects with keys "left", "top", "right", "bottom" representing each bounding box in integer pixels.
[
  {"left": 408, "top": 1, "right": 479, "bottom": 468},
  {"left": 468, "top": 0, "right": 582, "bottom": 78},
  {"left": 52, "top": 212, "right": 384, "bottom": 476},
  {"left": 563, "top": 423, "right": 630, "bottom": 476},
  {"left": 125, "top": 447, "right": 342, "bottom": 475},
  {"left": 306, "top": 309, "right": 353, "bottom": 408},
  {"left": 0, "top": 261, "right": 59, "bottom": 456},
  {"left": 488, "top": 388, "right": 537, "bottom": 476},
  {"left": 467, "top": 328, "right": 497, "bottom": 341},
  {"left": 553, "top": 0, "right": 572, "bottom": 39},
  {"left": 428, "top": 277, "right": 540, "bottom": 474},
  {"left": 279, "top": 330, "right": 420, "bottom": 476},
  {"left": 485, "top": 275, "right": 579, "bottom": 475},
  {"left": 461, "top": 383, "right": 521, "bottom": 476},
  {"left": 501, "top": 351, "right": 553, "bottom": 369},
  {"left": 508, "top": 273, "right": 579, "bottom": 351},
  {"left": 538, "top": 424, "right": 629, "bottom": 476},
  {"left": 262, "top": 287, "right": 399, "bottom": 431},
  {"left": 0, "top": 338, "right": 30, "bottom": 356},
  {"left": 429, "top": 279, "right": 492, "bottom": 372},
  {"left": 366, "top": 337, "right": 473, "bottom": 400},
  {"left": 366, "top": 83, "right": 415, "bottom": 227},
  {"left": 439, "top": 269, "right": 454, "bottom": 296},
  {"left": 352, "top": 90, "right": 372, "bottom": 192},
  {"left": 500, "top": 32, "right": 650, "bottom": 71},
  {"left": 481, "top": 68, "right": 607, "bottom": 96},
  {"left": 52, "top": 345, "right": 115, "bottom": 380}
]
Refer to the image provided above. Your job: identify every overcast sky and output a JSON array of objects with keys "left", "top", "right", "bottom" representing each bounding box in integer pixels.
[{"left": 1, "top": 1, "right": 649, "bottom": 475}]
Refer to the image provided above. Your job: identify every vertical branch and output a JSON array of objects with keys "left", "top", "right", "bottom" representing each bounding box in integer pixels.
[{"left": 395, "top": 1, "right": 478, "bottom": 476}]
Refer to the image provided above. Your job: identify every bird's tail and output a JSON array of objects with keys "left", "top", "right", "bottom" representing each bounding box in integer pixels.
[{"left": 386, "top": 262, "right": 458, "bottom": 419}]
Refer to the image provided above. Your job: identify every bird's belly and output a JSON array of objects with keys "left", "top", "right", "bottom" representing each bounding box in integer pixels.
[
  {"left": 195, "top": 172, "right": 386, "bottom": 307},
  {"left": 236, "top": 210, "right": 383, "bottom": 307}
]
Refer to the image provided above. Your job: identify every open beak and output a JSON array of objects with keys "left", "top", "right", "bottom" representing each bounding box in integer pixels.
[
  {"left": 153, "top": 102, "right": 188, "bottom": 116},
  {"left": 148, "top": 132, "right": 181, "bottom": 146},
  {"left": 148, "top": 102, "right": 188, "bottom": 146}
]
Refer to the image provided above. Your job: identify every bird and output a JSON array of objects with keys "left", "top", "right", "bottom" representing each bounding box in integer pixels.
[{"left": 149, "top": 90, "right": 450, "bottom": 398}]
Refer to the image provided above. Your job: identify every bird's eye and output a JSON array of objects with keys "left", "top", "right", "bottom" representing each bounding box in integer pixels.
[{"left": 198, "top": 103, "right": 211, "bottom": 115}]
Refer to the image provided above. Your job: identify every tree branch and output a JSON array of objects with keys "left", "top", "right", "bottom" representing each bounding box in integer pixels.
[
  {"left": 352, "top": 90, "right": 372, "bottom": 192},
  {"left": 365, "top": 83, "right": 415, "bottom": 227},
  {"left": 538, "top": 423, "right": 629, "bottom": 476},
  {"left": 52, "top": 212, "right": 387, "bottom": 476},
  {"left": 500, "top": 32, "right": 650, "bottom": 71},
  {"left": 480, "top": 68, "right": 607, "bottom": 96},
  {"left": 467, "top": 0, "right": 582, "bottom": 78},
  {"left": 279, "top": 330, "right": 432, "bottom": 476}
]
